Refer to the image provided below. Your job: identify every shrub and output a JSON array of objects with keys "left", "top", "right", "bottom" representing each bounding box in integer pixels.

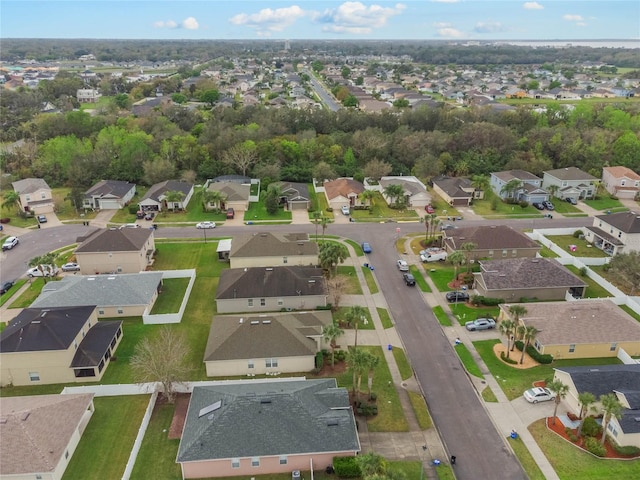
[
  {"left": 579, "top": 266, "right": 588, "bottom": 276},
  {"left": 490, "top": 197, "right": 499, "bottom": 211},
  {"left": 519, "top": 200, "right": 529, "bottom": 209},
  {"left": 514, "top": 340, "right": 553, "bottom": 364},
  {"left": 573, "top": 229, "right": 584, "bottom": 238},
  {"left": 128, "top": 205, "right": 139, "bottom": 214},
  {"left": 335, "top": 350, "right": 346, "bottom": 361},
  {"left": 565, "top": 427, "right": 578, "bottom": 442},
  {"left": 333, "top": 456, "right": 361, "bottom": 478},
  {"left": 584, "top": 436, "right": 606, "bottom": 457},
  {"left": 470, "top": 295, "right": 504, "bottom": 306},
  {"left": 500, "top": 351, "right": 518, "bottom": 364},
  {"left": 611, "top": 442, "right": 640, "bottom": 456},
  {"left": 315, "top": 351, "right": 324, "bottom": 369},
  {"left": 581, "top": 416, "right": 601, "bottom": 438},
  {"left": 326, "top": 207, "right": 333, "bottom": 212},
  {"left": 369, "top": 392, "right": 377, "bottom": 402}
]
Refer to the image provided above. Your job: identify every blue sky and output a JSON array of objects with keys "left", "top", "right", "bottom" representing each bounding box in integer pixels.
[{"left": 1, "top": 1, "right": 638, "bottom": 40}]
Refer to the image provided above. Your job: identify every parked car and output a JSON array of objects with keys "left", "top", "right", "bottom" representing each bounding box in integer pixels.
[
  {"left": 1, "top": 280, "right": 14, "bottom": 295},
  {"left": 565, "top": 197, "right": 577, "bottom": 205},
  {"left": 341, "top": 205, "right": 350, "bottom": 216},
  {"left": 445, "top": 291, "right": 469, "bottom": 303},
  {"left": 2, "top": 236, "right": 19, "bottom": 251},
  {"left": 420, "top": 250, "right": 448, "bottom": 263},
  {"left": 61, "top": 262, "right": 81, "bottom": 272},
  {"left": 543, "top": 201, "right": 555, "bottom": 210},
  {"left": 440, "top": 223, "right": 455, "bottom": 231},
  {"left": 465, "top": 318, "right": 496, "bottom": 331},
  {"left": 361, "top": 242, "right": 372, "bottom": 254},
  {"left": 37, "top": 214, "right": 47, "bottom": 223},
  {"left": 397, "top": 260, "right": 409, "bottom": 271},
  {"left": 425, "top": 204, "right": 435, "bottom": 214},
  {"left": 120, "top": 223, "right": 140, "bottom": 229},
  {"left": 27, "top": 265, "right": 58, "bottom": 277},
  {"left": 144, "top": 212, "right": 155, "bottom": 220},
  {"left": 403, "top": 273, "right": 416, "bottom": 286},
  {"left": 226, "top": 208, "right": 235, "bottom": 219},
  {"left": 196, "top": 221, "right": 216, "bottom": 229},
  {"left": 523, "top": 387, "right": 556, "bottom": 404},
  {"left": 136, "top": 210, "right": 145, "bottom": 219},
  {"left": 532, "top": 202, "right": 545, "bottom": 210}
]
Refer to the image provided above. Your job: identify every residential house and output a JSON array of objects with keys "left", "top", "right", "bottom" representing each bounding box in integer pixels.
[
  {"left": 76, "top": 88, "right": 101, "bottom": 103},
  {"left": 490, "top": 170, "right": 549, "bottom": 203},
  {"left": 176, "top": 379, "right": 359, "bottom": 478},
  {"left": 473, "top": 258, "right": 586, "bottom": 301},
  {"left": 498, "top": 299, "right": 640, "bottom": 360},
  {"left": 275, "top": 181, "right": 311, "bottom": 210},
  {"left": 11, "top": 177, "right": 54, "bottom": 214},
  {"left": 584, "top": 211, "right": 640, "bottom": 255},
  {"left": 443, "top": 225, "right": 540, "bottom": 259},
  {"left": 203, "top": 311, "right": 332, "bottom": 376},
  {"left": 207, "top": 181, "right": 250, "bottom": 212},
  {"left": 553, "top": 365, "right": 640, "bottom": 448},
  {"left": 83, "top": 180, "right": 136, "bottom": 210},
  {"left": 542, "top": 167, "right": 597, "bottom": 201},
  {"left": 229, "top": 232, "right": 318, "bottom": 269},
  {"left": 378, "top": 176, "right": 431, "bottom": 208},
  {"left": 0, "top": 306, "right": 122, "bottom": 386},
  {"left": 602, "top": 166, "right": 640, "bottom": 199},
  {"left": 216, "top": 266, "right": 326, "bottom": 313},
  {"left": 74, "top": 227, "right": 156, "bottom": 274},
  {"left": 31, "top": 272, "right": 163, "bottom": 317},
  {"left": 431, "top": 175, "right": 483, "bottom": 207},
  {"left": 0, "top": 393, "right": 95, "bottom": 480},
  {"left": 323, "top": 178, "right": 365, "bottom": 211},
  {"left": 139, "top": 180, "right": 194, "bottom": 212}
]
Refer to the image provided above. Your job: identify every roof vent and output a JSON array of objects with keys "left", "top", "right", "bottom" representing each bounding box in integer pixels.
[
  {"left": 262, "top": 320, "right": 271, "bottom": 324},
  {"left": 40, "top": 311, "right": 48, "bottom": 318},
  {"left": 327, "top": 419, "right": 339, "bottom": 426},
  {"left": 198, "top": 400, "right": 222, "bottom": 418},
  {"left": 265, "top": 268, "right": 273, "bottom": 271},
  {"left": 308, "top": 280, "right": 316, "bottom": 283},
  {"left": 260, "top": 233, "right": 268, "bottom": 237},
  {"left": 589, "top": 369, "right": 600, "bottom": 372},
  {"left": 20, "top": 412, "right": 30, "bottom": 421},
  {"left": 250, "top": 320, "right": 260, "bottom": 325},
  {"left": 0, "top": 417, "right": 7, "bottom": 424},
  {"left": 260, "top": 398, "right": 272, "bottom": 404}
]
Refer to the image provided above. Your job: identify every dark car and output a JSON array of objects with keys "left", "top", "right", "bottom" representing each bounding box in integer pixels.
[
  {"left": 226, "top": 208, "right": 235, "bottom": 219},
  {"left": 37, "top": 214, "right": 47, "bottom": 223},
  {"left": 532, "top": 202, "right": 545, "bottom": 210},
  {"left": 543, "top": 201, "right": 555, "bottom": 210},
  {"left": 403, "top": 273, "right": 416, "bottom": 286},
  {"left": 144, "top": 212, "right": 155, "bottom": 220},
  {"left": 565, "top": 197, "right": 577, "bottom": 205},
  {"left": 136, "top": 211, "right": 145, "bottom": 219},
  {"left": 361, "top": 242, "right": 372, "bottom": 254},
  {"left": 446, "top": 291, "right": 470, "bottom": 303},
  {"left": 1, "top": 280, "right": 14, "bottom": 295}
]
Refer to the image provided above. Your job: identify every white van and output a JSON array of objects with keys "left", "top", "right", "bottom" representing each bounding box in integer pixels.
[{"left": 420, "top": 250, "right": 448, "bottom": 262}]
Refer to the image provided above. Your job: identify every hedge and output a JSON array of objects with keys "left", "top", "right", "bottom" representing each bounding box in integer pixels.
[
  {"left": 514, "top": 340, "right": 553, "bottom": 364},
  {"left": 333, "top": 456, "right": 360, "bottom": 477}
]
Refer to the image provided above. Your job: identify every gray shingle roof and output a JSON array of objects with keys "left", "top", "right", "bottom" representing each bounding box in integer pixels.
[
  {"left": 31, "top": 272, "right": 163, "bottom": 309},
  {"left": 595, "top": 211, "right": 640, "bottom": 234},
  {"left": 444, "top": 225, "right": 540, "bottom": 251},
  {"left": 204, "top": 311, "right": 332, "bottom": 361},
  {"left": 277, "top": 181, "right": 310, "bottom": 201},
  {"left": 11, "top": 178, "right": 51, "bottom": 195},
  {"left": 75, "top": 228, "right": 153, "bottom": 253},
  {"left": 216, "top": 266, "right": 326, "bottom": 300},
  {"left": 478, "top": 258, "right": 586, "bottom": 290},
  {"left": 140, "top": 180, "right": 192, "bottom": 202},
  {"left": 207, "top": 181, "right": 250, "bottom": 202},
  {"left": 492, "top": 170, "right": 542, "bottom": 182},
  {"left": 379, "top": 176, "right": 427, "bottom": 196},
  {"left": 230, "top": 232, "right": 318, "bottom": 259},
  {"left": 432, "top": 176, "right": 473, "bottom": 199},
  {"left": 70, "top": 321, "right": 122, "bottom": 368},
  {"left": 176, "top": 379, "right": 359, "bottom": 462},
  {"left": 544, "top": 167, "right": 597, "bottom": 181},
  {"left": 84, "top": 180, "right": 136, "bottom": 198}
]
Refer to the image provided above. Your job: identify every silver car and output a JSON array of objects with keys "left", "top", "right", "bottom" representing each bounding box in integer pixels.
[{"left": 465, "top": 318, "right": 496, "bottom": 331}]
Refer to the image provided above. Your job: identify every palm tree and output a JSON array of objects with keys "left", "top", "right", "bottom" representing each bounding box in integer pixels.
[
  {"left": 576, "top": 391, "right": 596, "bottom": 438},
  {"left": 499, "top": 319, "right": 516, "bottom": 359},
  {"left": 515, "top": 324, "right": 526, "bottom": 350},
  {"left": 322, "top": 322, "right": 344, "bottom": 367},
  {"left": 459, "top": 242, "right": 477, "bottom": 273},
  {"left": 202, "top": 188, "right": 225, "bottom": 212},
  {"left": 508, "top": 304, "right": 527, "bottom": 327},
  {"left": 355, "top": 451, "right": 388, "bottom": 477},
  {"left": 500, "top": 179, "right": 523, "bottom": 200},
  {"left": 547, "top": 184, "right": 559, "bottom": 200},
  {"left": 359, "top": 189, "right": 375, "bottom": 208},
  {"left": 383, "top": 184, "right": 405, "bottom": 208},
  {"left": 599, "top": 393, "right": 623, "bottom": 446},
  {"left": 345, "top": 305, "right": 367, "bottom": 351},
  {"left": 365, "top": 353, "right": 380, "bottom": 398},
  {"left": 2, "top": 190, "right": 21, "bottom": 215},
  {"left": 348, "top": 347, "right": 369, "bottom": 397},
  {"left": 312, "top": 210, "right": 322, "bottom": 238},
  {"left": 448, "top": 250, "right": 466, "bottom": 285},
  {"left": 318, "top": 241, "right": 348, "bottom": 276},
  {"left": 519, "top": 325, "right": 539, "bottom": 364},
  {"left": 547, "top": 379, "right": 570, "bottom": 425},
  {"left": 320, "top": 216, "right": 330, "bottom": 240},
  {"left": 164, "top": 190, "right": 186, "bottom": 212},
  {"left": 28, "top": 252, "right": 59, "bottom": 284},
  {"left": 471, "top": 174, "right": 489, "bottom": 199}
]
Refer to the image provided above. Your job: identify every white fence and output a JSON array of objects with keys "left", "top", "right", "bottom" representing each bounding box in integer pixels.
[
  {"left": 617, "top": 348, "right": 640, "bottom": 365},
  {"left": 249, "top": 178, "right": 261, "bottom": 202},
  {"left": 143, "top": 269, "right": 196, "bottom": 324},
  {"left": 122, "top": 392, "right": 158, "bottom": 480}
]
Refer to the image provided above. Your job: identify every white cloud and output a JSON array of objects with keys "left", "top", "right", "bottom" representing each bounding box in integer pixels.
[
  {"left": 182, "top": 17, "right": 199, "bottom": 30},
  {"left": 563, "top": 14, "right": 584, "bottom": 22},
  {"left": 154, "top": 20, "right": 177, "bottom": 29},
  {"left": 523, "top": 2, "right": 544, "bottom": 10},
  {"left": 437, "top": 27, "right": 465, "bottom": 38},
  {"left": 229, "top": 5, "right": 305, "bottom": 36},
  {"left": 432, "top": 22, "right": 452, "bottom": 29},
  {"left": 474, "top": 21, "right": 505, "bottom": 34},
  {"left": 314, "top": 2, "right": 406, "bottom": 35},
  {"left": 432, "top": 0, "right": 460, "bottom": 3},
  {"left": 154, "top": 18, "right": 198, "bottom": 30}
]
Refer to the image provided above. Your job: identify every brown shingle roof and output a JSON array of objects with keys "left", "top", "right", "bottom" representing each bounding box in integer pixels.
[
  {"left": 444, "top": 225, "right": 540, "bottom": 251},
  {"left": 603, "top": 166, "right": 640, "bottom": 181},
  {"left": 230, "top": 232, "right": 318, "bottom": 258},
  {"left": 478, "top": 258, "right": 586, "bottom": 290},
  {"left": 75, "top": 227, "right": 153, "bottom": 253},
  {"left": 140, "top": 180, "right": 192, "bottom": 202},
  {"left": 594, "top": 211, "right": 640, "bottom": 234},
  {"left": 217, "top": 266, "right": 326, "bottom": 300},
  {"left": 323, "top": 178, "right": 364, "bottom": 200}
]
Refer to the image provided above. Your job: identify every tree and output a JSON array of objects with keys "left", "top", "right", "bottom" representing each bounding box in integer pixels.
[
  {"left": 499, "top": 319, "right": 516, "bottom": 359},
  {"left": 264, "top": 184, "right": 281, "bottom": 215},
  {"left": 143, "top": 157, "right": 176, "bottom": 185},
  {"left": 508, "top": 305, "right": 527, "bottom": 349},
  {"left": 359, "top": 189, "right": 376, "bottom": 208},
  {"left": 607, "top": 251, "right": 640, "bottom": 295},
  {"left": 28, "top": 252, "right": 59, "bottom": 283},
  {"left": 326, "top": 274, "right": 349, "bottom": 311},
  {"left": 200, "top": 89, "right": 220, "bottom": 107},
  {"left": 576, "top": 391, "right": 596, "bottom": 438},
  {"left": 365, "top": 353, "right": 380, "bottom": 398},
  {"left": 345, "top": 305, "right": 367, "bottom": 351},
  {"left": 500, "top": 178, "right": 523, "bottom": 200},
  {"left": 599, "top": 393, "right": 623, "bottom": 446},
  {"left": 222, "top": 141, "right": 257, "bottom": 177},
  {"left": 312, "top": 161, "right": 336, "bottom": 182},
  {"left": 459, "top": 242, "right": 477, "bottom": 273},
  {"left": 130, "top": 326, "right": 191, "bottom": 404},
  {"left": 164, "top": 190, "right": 186, "bottom": 211},
  {"left": 319, "top": 216, "right": 330, "bottom": 240},
  {"left": 547, "top": 184, "right": 559, "bottom": 199},
  {"left": 364, "top": 159, "right": 392, "bottom": 184},
  {"left": 2, "top": 190, "right": 21, "bottom": 214},
  {"left": 519, "top": 325, "right": 539, "bottom": 365},
  {"left": 448, "top": 250, "right": 466, "bottom": 284},
  {"left": 383, "top": 183, "right": 405, "bottom": 208},
  {"left": 202, "top": 189, "right": 226, "bottom": 212},
  {"left": 356, "top": 451, "right": 388, "bottom": 477},
  {"left": 348, "top": 347, "right": 369, "bottom": 397},
  {"left": 547, "top": 379, "right": 570, "bottom": 425},
  {"left": 322, "top": 322, "right": 344, "bottom": 367},
  {"left": 319, "top": 241, "right": 348, "bottom": 276},
  {"left": 471, "top": 174, "right": 490, "bottom": 197}
]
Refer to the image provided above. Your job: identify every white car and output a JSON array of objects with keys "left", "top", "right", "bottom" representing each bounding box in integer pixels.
[
  {"left": 61, "top": 262, "right": 81, "bottom": 272},
  {"left": 120, "top": 223, "right": 140, "bottom": 229},
  {"left": 341, "top": 205, "right": 350, "bottom": 215},
  {"left": 27, "top": 265, "right": 59, "bottom": 277},
  {"left": 196, "top": 221, "right": 216, "bottom": 229},
  {"left": 2, "top": 236, "right": 19, "bottom": 251},
  {"left": 523, "top": 387, "right": 556, "bottom": 404},
  {"left": 396, "top": 260, "right": 409, "bottom": 271}
]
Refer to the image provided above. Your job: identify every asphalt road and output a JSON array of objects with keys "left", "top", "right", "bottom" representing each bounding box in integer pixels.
[{"left": 304, "top": 69, "right": 341, "bottom": 111}]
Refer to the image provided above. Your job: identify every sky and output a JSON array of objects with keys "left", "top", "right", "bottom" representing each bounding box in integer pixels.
[{"left": 1, "top": 1, "right": 639, "bottom": 40}]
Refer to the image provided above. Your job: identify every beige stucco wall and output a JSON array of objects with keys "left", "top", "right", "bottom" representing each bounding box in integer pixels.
[
  {"left": 205, "top": 355, "right": 316, "bottom": 377},
  {"left": 230, "top": 254, "right": 318, "bottom": 269},
  {"left": 541, "top": 341, "right": 640, "bottom": 360},
  {"left": 96, "top": 304, "right": 150, "bottom": 318},
  {"left": 216, "top": 295, "right": 326, "bottom": 314},
  {"left": 77, "top": 236, "right": 155, "bottom": 274},
  {"left": 182, "top": 452, "right": 353, "bottom": 479},
  {"left": 609, "top": 418, "right": 640, "bottom": 447},
  {"left": 476, "top": 285, "right": 571, "bottom": 301}
]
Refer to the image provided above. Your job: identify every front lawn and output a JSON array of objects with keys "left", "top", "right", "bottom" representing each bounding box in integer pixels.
[
  {"left": 425, "top": 264, "right": 455, "bottom": 292},
  {"left": 451, "top": 304, "right": 500, "bottom": 326},
  {"left": 407, "top": 390, "right": 433, "bottom": 430},
  {"left": 546, "top": 234, "right": 609, "bottom": 258},
  {"left": 551, "top": 200, "right": 582, "bottom": 215},
  {"left": 244, "top": 200, "right": 292, "bottom": 221},
  {"left": 362, "top": 266, "right": 379, "bottom": 293},
  {"left": 150, "top": 277, "right": 190, "bottom": 314},
  {"left": 471, "top": 191, "right": 542, "bottom": 217},
  {"left": 333, "top": 306, "right": 374, "bottom": 330},
  {"left": 8, "top": 278, "right": 52, "bottom": 308},
  {"left": 508, "top": 433, "right": 546, "bottom": 480},
  {"left": 583, "top": 195, "right": 626, "bottom": 211},
  {"left": 454, "top": 343, "right": 484, "bottom": 378},
  {"left": 336, "top": 266, "right": 363, "bottom": 294},
  {"left": 0, "top": 279, "right": 26, "bottom": 306},
  {"left": 432, "top": 306, "right": 452, "bottom": 326},
  {"left": 392, "top": 346, "right": 413, "bottom": 380},
  {"left": 350, "top": 192, "right": 418, "bottom": 221}
]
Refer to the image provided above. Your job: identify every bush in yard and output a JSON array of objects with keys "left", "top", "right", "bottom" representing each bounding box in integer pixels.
[
  {"left": 581, "top": 416, "right": 601, "bottom": 437},
  {"left": 128, "top": 205, "right": 139, "bottom": 214},
  {"left": 611, "top": 441, "right": 640, "bottom": 456},
  {"left": 565, "top": 427, "right": 578, "bottom": 442},
  {"left": 514, "top": 340, "right": 553, "bottom": 364},
  {"left": 315, "top": 351, "right": 324, "bottom": 369},
  {"left": 471, "top": 295, "right": 504, "bottom": 306},
  {"left": 500, "top": 351, "right": 518, "bottom": 364},
  {"left": 333, "top": 456, "right": 360, "bottom": 477},
  {"left": 490, "top": 197, "right": 499, "bottom": 211},
  {"left": 584, "top": 436, "right": 606, "bottom": 457},
  {"left": 519, "top": 200, "right": 529, "bottom": 209},
  {"left": 573, "top": 229, "right": 584, "bottom": 238}
]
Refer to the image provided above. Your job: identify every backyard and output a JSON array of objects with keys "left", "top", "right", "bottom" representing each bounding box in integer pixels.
[{"left": 545, "top": 234, "right": 609, "bottom": 258}]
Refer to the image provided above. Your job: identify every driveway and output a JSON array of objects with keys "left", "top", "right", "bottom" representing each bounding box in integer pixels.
[{"left": 291, "top": 209, "right": 310, "bottom": 225}]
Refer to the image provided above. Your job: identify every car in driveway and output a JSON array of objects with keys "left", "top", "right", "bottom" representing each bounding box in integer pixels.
[
  {"left": 397, "top": 260, "right": 409, "bottom": 271},
  {"left": 1, "top": 280, "right": 14, "bottom": 295},
  {"left": 27, "top": 265, "right": 59, "bottom": 277},
  {"left": 446, "top": 291, "right": 469, "bottom": 303},
  {"left": 403, "top": 273, "right": 416, "bottom": 286},
  {"left": 37, "top": 214, "right": 47, "bottom": 223},
  {"left": 144, "top": 212, "right": 155, "bottom": 220},
  {"left": 226, "top": 208, "right": 235, "bottom": 219},
  {"left": 361, "top": 242, "right": 372, "bottom": 254},
  {"left": 61, "top": 262, "right": 81, "bottom": 272},
  {"left": 565, "top": 197, "right": 577, "bottom": 205},
  {"left": 196, "top": 221, "right": 216, "bottom": 229},
  {"left": 2, "top": 236, "right": 19, "bottom": 251},
  {"left": 465, "top": 318, "right": 496, "bottom": 331},
  {"left": 543, "top": 200, "right": 555, "bottom": 210},
  {"left": 532, "top": 202, "right": 545, "bottom": 210},
  {"left": 523, "top": 387, "right": 556, "bottom": 404},
  {"left": 341, "top": 205, "right": 350, "bottom": 215},
  {"left": 424, "top": 204, "right": 435, "bottom": 214}
]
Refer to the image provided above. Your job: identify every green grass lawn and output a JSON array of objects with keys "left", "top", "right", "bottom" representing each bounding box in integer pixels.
[
  {"left": 425, "top": 265, "right": 455, "bottom": 292},
  {"left": 529, "top": 419, "right": 640, "bottom": 480},
  {"left": 432, "top": 306, "right": 452, "bottom": 326},
  {"left": 392, "top": 347, "right": 413, "bottom": 380},
  {"left": 428, "top": 192, "right": 461, "bottom": 218},
  {"left": 63, "top": 395, "right": 149, "bottom": 480},
  {"left": 51, "top": 187, "right": 98, "bottom": 221},
  {"left": 336, "top": 265, "right": 363, "bottom": 294},
  {"left": 564, "top": 265, "right": 612, "bottom": 298},
  {"left": 583, "top": 195, "right": 626, "bottom": 211},
  {"left": 454, "top": 343, "right": 484, "bottom": 378},
  {"left": 537, "top": 243, "right": 559, "bottom": 258},
  {"left": 244, "top": 200, "right": 292, "bottom": 221},
  {"left": 590, "top": 264, "right": 633, "bottom": 296},
  {"left": 377, "top": 307, "right": 393, "bottom": 328},
  {"left": 362, "top": 266, "right": 379, "bottom": 293},
  {"left": 407, "top": 390, "right": 433, "bottom": 430},
  {"left": 314, "top": 189, "right": 334, "bottom": 219},
  {"left": 451, "top": 304, "right": 500, "bottom": 326},
  {"left": 546, "top": 234, "right": 609, "bottom": 258},
  {"left": 150, "top": 277, "right": 190, "bottom": 314},
  {"left": 0, "top": 279, "right": 26, "bottom": 306},
  {"left": 409, "top": 265, "right": 431, "bottom": 292},
  {"left": 507, "top": 433, "right": 546, "bottom": 480},
  {"left": 472, "top": 191, "right": 542, "bottom": 217},
  {"left": 350, "top": 192, "right": 418, "bottom": 221},
  {"left": 333, "top": 306, "right": 374, "bottom": 330},
  {"left": 345, "top": 238, "right": 365, "bottom": 256},
  {"left": 8, "top": 278, "right": 53, "bottom": 308},
  {"left": 481, "top": 386, "right": 498, "bottom": 403},
  {"left": 551, "top": 200, "right": 582, "bottom": 215}
]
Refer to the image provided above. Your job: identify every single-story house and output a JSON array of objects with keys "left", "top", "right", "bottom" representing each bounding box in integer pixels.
[
  {"left": 216, "top": 266, "right": 327, "bottom": 313},
  {"left": 431, "top": 175, "right": 483, "bottom": 206},
  {"left": 443, "top": 225, "right": 540, "bottom": 259},
  {"left": 76, "top": 88, "right": 100, "bottom": 103},
  {"left": 584, "top": 211, "right": 640, "bottom": 255},
  {"left": 542, "top": 167, "right": 597, "bottom": 201},
  {"left": 207, "top": 181, "right": 250, "bottom": 212},
  {"left": 473, "top": 257, "right": 587, "bottom": 300},
  {"left": 498, "top": 299, "right": 640, "bottom": 360},
  {"left": 0, "top": 393, "right": 96, "bottom": 480},
  {"left": 83, "top": 180, "right": 136, "bottom": 210},
  {"left": 74, "top": 227, "right": 156, "bottom": 274},
  {"left": 323, "top": 178, "right": 365, "bottom": 211},
  {"left": 378, "top": 176, "right": 431, "bottom": 208},
  {"left": 490, "top": 170, "right": 549, "bottom": 203},
  {"left": 602, "top": 166, "right": 640, "bottom": 199},
  {"left": 276, "top": 181, "right": 311, "bottom": 210},
  {"left": 554, "top": 364, "right": 640, "bottom": 448},
  {"left": 31, "top": 272, "right": 163, "bottom": 317},
  {"left": 139, "top": 180, "right": 194, "bottom": 212},
  {"left": 176, "top": 379, "right": 360, "bottom": 478},
  {"left": 203, "top": 311, "right": 333, "bottom": 377},
  {"left": 11, "top": 177, "right": 54, "bottom": 214},
  {"left": 229, "top": 232, "right": 318, "bottom": 269},
  {"left": 0, "top": 306, "right": 122, "bottom": 386}
]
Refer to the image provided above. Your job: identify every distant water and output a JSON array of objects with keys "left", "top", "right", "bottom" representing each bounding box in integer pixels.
[{"left": 496, "top": 40, "right": 640, "bottom": 49}]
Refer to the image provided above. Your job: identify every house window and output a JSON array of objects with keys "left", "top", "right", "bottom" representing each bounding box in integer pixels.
[
  {"left": 488, "top": 250, "right": 494, "bottom": 257},
  {"left": 610, "top": 343, "right": 617, "bottom": 352},
  {"left": 248, "top": 360, "right": 254, "bottom": 369},
  {"left": 260, "top": 298, "right": 266, "bottom": 306},
  {"left": 98, "top": 309, "right": 105, "bottom": 316},
  {"left": 26, "top": 194, "right": 31, "bottom": 201},
  {"left": 277, "top": 298, "right": 284, "bottom": 306},
  {"left": 569, "top": 344, "right": 575, "bottom": 353},
  {"left": 251, "top": 457, "right": 260, "bottom": 467},
  {"left": 65, "top": 451, "right": 69, "bottom": 459},
  {"left": 29, "top": 372, "right": 40, "bottom": 382},
  {"left": 502, "top": 250, "right": 508, "bottom": 257},
  {"left": 74, "top": 340, "right": 78, "bottom": 350},
  {"left": 534, "top": 340, "right": 541, "bottom": 350},
  {"left": 248, "top": 299, "right": 254, "bottom": 307},
  {"left": 621, "top": 180, "right": 626, "bottom": 186},
  {"left": 512, "top": 250, "right": 517, "bottom": 257},
  {"left": 41, "top": 192, "right": 46, "bottom": 199},
  {"left": 279, "top": 456, "right": 288, "bottom": 465},
  {"left": 117, "top": 308, "right": 124, "bottom": 315},
  {"left": 635, "top": 181, "right": 639, "bottom": 187},
  {"left": 231, "top": 459, "right": 240, "bottom": 469},
  {"left": 561, "top": 181, "right": 567, "bottom": 187},
  {"left": 608, "top": 423, "right": 618, "bottom": 437},
  {"left": 117, "top": 266, "right": 123, "bottom": 273},
  {"left": 618, "top": 231, "right": 622, "bottom": 238},
  {"left": 266, "top": 358, "right": 278, "bottom": 368},
  {"left": 283, "top": 256, "right": 288, "bottom": 264}
]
